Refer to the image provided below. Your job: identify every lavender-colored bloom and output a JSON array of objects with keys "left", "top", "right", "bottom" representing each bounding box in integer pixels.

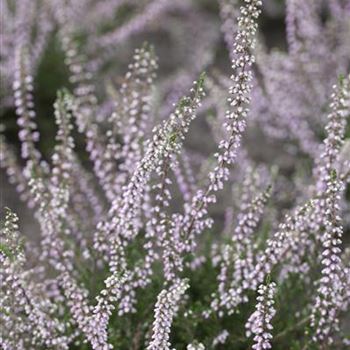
[
  {"left": 213, "top": 185, "right": 272, "bottom": 314},
  {"left": 310, "top": 171, "right": 345, "bottom": 345},
  {"left": 147, "top": 279, "right": 189, "bottom": 350},
  {"left": 212, "top": 329, "right": 229, "bottom": 347},
  {"left": 173, "top": 0, "right": 263, "bottom": 281},
  {"left": 246, "top": 281, "right": 276, "bottom": 350},
  {"left": 314, "top": 76, "right": 350, "bottom": 194},
  {"left": 105, "top": 44, "right": 158, "bottom": 198},
  {"left": 1, "top": 208, "right": 69, "bottom": 349},
  {"left": 0, "top": 135, "right": 33, "bottom": 206},
  {"left": 187, "top": 342, "right": 205, "bottom": 350},
  {"left": 13, "top": 47, "right": 42, "bottom": 171},
  {"left": 1, "top": 0, "right": 350, "bottom": 348}
]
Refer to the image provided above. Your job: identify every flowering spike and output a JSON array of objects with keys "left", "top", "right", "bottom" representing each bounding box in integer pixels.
[
  {"left": 245, "top": 281, "right": 276, "bottom": 350},
  {"left": 147, "top": 279, "right": 189, "bottom": 350},
  {"left": 311, "top": 170, "right": 345, "bottom": 345}
]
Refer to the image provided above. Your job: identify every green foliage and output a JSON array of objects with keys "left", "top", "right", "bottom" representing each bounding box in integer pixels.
[
  {"left": 60, "top": 230, "right": 327, "bottom": 349},
  {"left": 0, "top": 242, "right": 13, "bottom": 259}
]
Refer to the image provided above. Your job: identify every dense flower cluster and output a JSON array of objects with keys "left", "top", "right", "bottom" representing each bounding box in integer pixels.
[
  {"left": 181, "top": 0, "right": 263, "bottom": 243},
  {"left": 310, "top": 171, "right": 345, "bottom": 345},
  {"left": 212, "top": 185, "right": 272, "bottom": 314},
  {"left": 1, "top": 0, "right": 350, "bottom": 349},
  {"left": 147, "top": 279, "right": 189, "bottom": 350},
  {"left": 245, "top": 281, "right": 276, "bottom": 350}
]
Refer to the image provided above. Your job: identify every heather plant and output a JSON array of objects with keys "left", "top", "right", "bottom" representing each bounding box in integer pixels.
[{"left": 1, "top": 0, "right": 350, "bottom": 349}]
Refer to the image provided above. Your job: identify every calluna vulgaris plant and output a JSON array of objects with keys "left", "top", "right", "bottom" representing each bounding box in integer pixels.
[{"left": 1, "top": 0, "right": 350, "bottom": 349}]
